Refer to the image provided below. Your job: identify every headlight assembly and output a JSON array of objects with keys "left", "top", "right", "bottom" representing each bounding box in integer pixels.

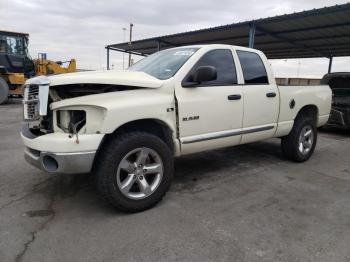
[
  {"left": 54, "top": 105, "right": 106, "bottom": 135},
  {"left": 56, "top": 110, "right": 86, "bottom": 134}
]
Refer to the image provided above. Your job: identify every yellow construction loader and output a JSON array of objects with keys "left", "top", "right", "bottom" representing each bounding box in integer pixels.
[{"left": 0, "top": 30, "right": 76, "bottom": 104}]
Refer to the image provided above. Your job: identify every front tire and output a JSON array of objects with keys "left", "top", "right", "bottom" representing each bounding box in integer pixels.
[
  {"left": 94, "top": 132, "right": 174, "bottom": 212},
  {"left": 281, "top": 117, "right": 317, "bottom": 162}
]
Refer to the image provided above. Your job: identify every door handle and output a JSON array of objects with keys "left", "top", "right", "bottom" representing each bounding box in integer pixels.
[
  {"left": 266, "top": 92, "right": 277, "bottom": 98},
  {"left": 227, "top": 94, "right": 242, "bottom": 100}
]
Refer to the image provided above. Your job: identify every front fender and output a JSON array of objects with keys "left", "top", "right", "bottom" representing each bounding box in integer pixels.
[
  {"left": 100, "top": 92, "right": 176, "bottom": 135},
  {"left": 51, "top": 89, "right": 177, "bottom": 135}
]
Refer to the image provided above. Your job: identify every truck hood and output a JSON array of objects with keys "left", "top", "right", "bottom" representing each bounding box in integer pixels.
[
  {"left": 47, "top": 70, "right": 163, "bottom": 88},
  {"left": 50, "top": 88, "right": 171, "bottom": 110}
]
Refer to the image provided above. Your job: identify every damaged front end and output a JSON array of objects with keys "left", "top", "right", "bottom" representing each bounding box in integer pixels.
[
  {"left": 23, "top": 77, "right": 140, "bottom": 137},
  {"left": 322, "top": 73, "right": 350, "bottom": 129},
  {"left": 21, "top": 71, "right": 162, "bottom": 174},
  {"left": 21, "top": 77, "right": 130, "bottom": 174}
]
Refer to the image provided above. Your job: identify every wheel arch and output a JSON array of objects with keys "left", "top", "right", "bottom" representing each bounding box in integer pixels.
[
  {"left": 96, "top": 118, "right": 176, "bottom": 158},
  {"left": 295, "top": 104, "right": 319, "bottom": 124}
]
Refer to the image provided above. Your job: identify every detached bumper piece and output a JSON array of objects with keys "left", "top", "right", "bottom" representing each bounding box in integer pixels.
[
  {"left": 327, "top": 108, "right": 350, "bottom": 129},
  {"left": 24, "top": 147, "right": 95, "bottom": 174}
]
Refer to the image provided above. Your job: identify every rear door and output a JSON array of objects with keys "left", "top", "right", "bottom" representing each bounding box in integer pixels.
[
  {"left": 236, "top": 50, "right": 279, "bottom": 144},
  {"left": 175, "top": 48, "right": 244, "bottom": 155}
]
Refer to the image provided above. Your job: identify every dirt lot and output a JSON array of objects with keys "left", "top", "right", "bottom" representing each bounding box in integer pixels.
[{"left": 1, "top": 99, "right": 350, "bottom": 262}]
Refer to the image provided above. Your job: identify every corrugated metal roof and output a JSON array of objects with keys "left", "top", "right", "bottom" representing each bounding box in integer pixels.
[
  {"left": 107, "top": 3, "right": 350, "bottom": 59},
  {"left": 0, "top": 30, "right": 29, "bottom": 37}
]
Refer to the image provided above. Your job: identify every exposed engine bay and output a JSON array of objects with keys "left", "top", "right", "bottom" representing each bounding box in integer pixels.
[
  {"left": 49, "top": 83, "right": 142, "bottom": 101},
  {"left": 24, "top": 83, "right": 142, "bottom": 137},
  {"left": 322, "top": 73, "right": 350, "bottom": 129}
]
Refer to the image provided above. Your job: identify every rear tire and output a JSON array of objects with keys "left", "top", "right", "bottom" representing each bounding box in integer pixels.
[
  {"left": 0, "top": 77, "right": 9, "bottom": 105},
  {"left": 94, "top": 132, "right": 174, "bottom": 213},
  {"left": 281, "top": 116, "right": 317, "bottom": 162}
]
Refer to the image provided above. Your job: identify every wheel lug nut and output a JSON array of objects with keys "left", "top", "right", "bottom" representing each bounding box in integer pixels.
[
  {"left": 133, "top": 175, "right": 137, "bottom": 180},
  {"left": 143, "top": 169, "right": 147, "bottom": 173},
  {"left": 139, "top": 175, "right": 143, "bottom": 180}
]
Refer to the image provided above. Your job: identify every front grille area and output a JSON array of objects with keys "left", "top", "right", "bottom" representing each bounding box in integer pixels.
[
  {"left": 28, "top": 84, "right": 39, "bottom": 100},
  {"left": 24, "top": 84, "right": 40, "bottom": 120}
]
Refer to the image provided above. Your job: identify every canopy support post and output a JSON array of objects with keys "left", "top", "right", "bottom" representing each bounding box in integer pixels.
[
  {"left": 106, "top": 47, "right": 110, "bottom": 70},
  {"left": 249, "top": 23, "right": 256, "bottom": 48},
  {"left": 328, "top": 56, "right": 333, "bottom": 74}
]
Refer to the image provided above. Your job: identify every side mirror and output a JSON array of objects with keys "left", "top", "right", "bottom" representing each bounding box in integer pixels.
[
  {"left": 183, "top": 66, "right": 217, "bottom": 87},
  {"left": 193, "top": 66, "right": 217, "bottom": 83}
]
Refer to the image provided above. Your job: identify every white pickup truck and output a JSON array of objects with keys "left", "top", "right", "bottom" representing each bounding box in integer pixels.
[{"left": 21, "top": 44, "right": 332, "bottom": 212}]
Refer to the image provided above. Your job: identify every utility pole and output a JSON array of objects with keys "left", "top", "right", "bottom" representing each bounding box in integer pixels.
[
  {"left": 128, "top": 23, "right": 133, "bottom": 67},
  {"left": 296, "top": 60, "right": 301, "bottom": 78},
  {"left": 122, "top": 27, "right": 126, "bottom": 69}
]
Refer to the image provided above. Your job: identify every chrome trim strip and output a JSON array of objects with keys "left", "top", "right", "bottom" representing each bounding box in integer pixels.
[
  {"left": 181, "top": 125, "right": 275, "bottom": 144},
  {"left": 182, "top": 130, "right": 241, "bottom": 144},
  {"left": 23, "top": 99, "right": 39, "bottom": 104},
  {"left": 241, "top": 125, "right": 275, "bottom": 135},
  {"left": 51, "top": 151, "right": 96, "bottom": 156}
]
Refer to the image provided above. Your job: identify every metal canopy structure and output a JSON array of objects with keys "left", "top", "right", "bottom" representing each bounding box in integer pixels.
[
  {"left": 0, "top": 30, "right": 29, "bottom": 38},
  {"left": 106, "top": 3, "right": 350, "bottom": 71}
]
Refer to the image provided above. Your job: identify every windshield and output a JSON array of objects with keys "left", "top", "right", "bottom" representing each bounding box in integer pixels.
[
  {"left": 0, "top": 34, "right": 26, "bottom": 55},
  {"left": 129, "top": 47, "right": 199, "bottom": 80}
]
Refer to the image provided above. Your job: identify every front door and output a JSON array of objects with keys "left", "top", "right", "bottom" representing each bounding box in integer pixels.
[{"left": 175, "top": 48, "right": 244, "bottom": 155}]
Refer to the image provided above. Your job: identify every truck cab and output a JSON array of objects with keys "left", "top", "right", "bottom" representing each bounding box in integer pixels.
[{"left": 173, "top": 46, "right": 279, "bottom": 154}]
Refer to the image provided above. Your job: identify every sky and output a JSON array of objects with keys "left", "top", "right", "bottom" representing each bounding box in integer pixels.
[{"left": 0, "top": 0, "right": 349, "bottom": 78}]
